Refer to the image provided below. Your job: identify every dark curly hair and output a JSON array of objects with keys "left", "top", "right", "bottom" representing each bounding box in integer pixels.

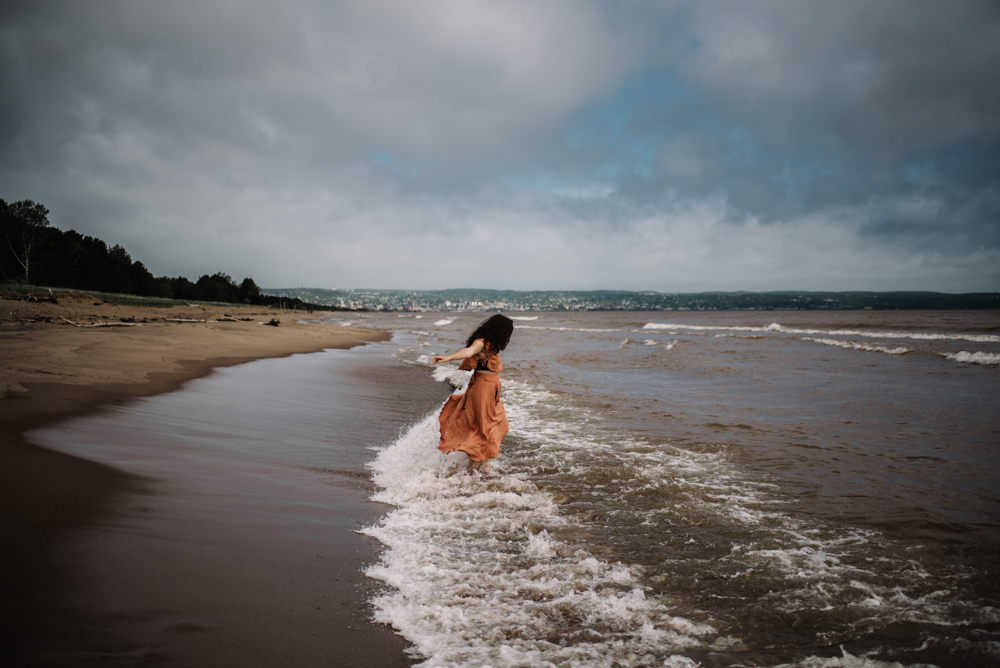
[{"left": 466, "top": 314, "right": 514, "bottom": 353}]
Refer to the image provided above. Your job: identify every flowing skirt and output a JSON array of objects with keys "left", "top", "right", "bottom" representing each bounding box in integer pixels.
[{"left": 437, "top": 372, "right": 508, "bottom": 462}]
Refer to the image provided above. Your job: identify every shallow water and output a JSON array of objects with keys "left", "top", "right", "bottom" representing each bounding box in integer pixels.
[
  {"left": 344, "top": 310, "right": 1000, "bottom": 668},
  {"left": 27, "top": 341, "right": 449, "bottom": 667}
]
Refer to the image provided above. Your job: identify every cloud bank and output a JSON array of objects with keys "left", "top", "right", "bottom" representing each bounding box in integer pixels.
[{"left": 1, "top": 0, "right": 998, "bottom": 291}]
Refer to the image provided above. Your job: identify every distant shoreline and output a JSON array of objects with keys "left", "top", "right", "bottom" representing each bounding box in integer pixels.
[{"left": 264, "top": 287, "right": 1000, "bottom": 312}]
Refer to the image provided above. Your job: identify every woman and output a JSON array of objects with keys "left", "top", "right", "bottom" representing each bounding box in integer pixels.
[{"left": 432, "top": 314, "right": 514, "bottom": 474}]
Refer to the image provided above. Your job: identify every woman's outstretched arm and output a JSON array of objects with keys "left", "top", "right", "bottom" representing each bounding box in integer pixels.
[{"left": 432, "top": 338, "right": 484, "bottom": 365}]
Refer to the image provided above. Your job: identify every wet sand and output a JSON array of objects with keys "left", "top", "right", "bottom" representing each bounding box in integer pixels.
[{"left": 0, "top": 294, "right": 441, "bottom": 666}]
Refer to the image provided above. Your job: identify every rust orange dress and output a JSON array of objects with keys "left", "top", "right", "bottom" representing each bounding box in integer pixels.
[{"left": 437, "top": 341, "right": 508, "bottom": 463}]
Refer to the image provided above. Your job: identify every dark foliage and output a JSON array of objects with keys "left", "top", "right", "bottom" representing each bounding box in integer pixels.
[
  {"left": 1, "top": 199, "right": 50, "bottom": 283},
  {"left": 0, "top": 198, "right": 274, "bottom": 305}
]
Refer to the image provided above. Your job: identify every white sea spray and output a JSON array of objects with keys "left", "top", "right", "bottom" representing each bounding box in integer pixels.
[
  {"left": 361, "top": 410, "right": 716, "bottom": 667},
  {"left": 431, "top": 362, "right": 472, "bottom": 389}
]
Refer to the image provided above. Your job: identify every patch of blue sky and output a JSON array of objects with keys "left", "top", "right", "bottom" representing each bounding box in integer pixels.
[
  {"left": 720, "top": 126, "right": 762, "bottom": 167},
  {"left": 902, "top": 143, "right": 1000, "bottom": 189},
  {"left": 368, "top": 150, "right": 421, "bottom": 178},
  {"left": 900, "top": 158, "right": 939, "bottom": 186},
  {"left": 715, "top": 123, "right": 857, "bottom": 207},
  {"left": 500, "top": 72, "right": 702, "bottom": 200},
  {"left": 565, "top": 70, "right": 694, "bottom": 150},
  {"left": 563, "top": 69, "right": 772, "bottom": 186}
]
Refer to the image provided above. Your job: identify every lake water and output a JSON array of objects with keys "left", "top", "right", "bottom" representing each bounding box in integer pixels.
[
  {"left": 344, "top": 310, "right": 1000, "bottom": 668},
  {"left": 30, "top": 309, "right": 999, "bottom": 667}
]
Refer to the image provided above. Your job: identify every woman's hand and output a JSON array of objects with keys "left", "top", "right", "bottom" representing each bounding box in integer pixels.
[{"left": 432, "top": 355, "right": 447, "bottom": 365}]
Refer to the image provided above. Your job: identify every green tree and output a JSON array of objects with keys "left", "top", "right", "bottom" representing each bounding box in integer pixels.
[
  {"left": 238, "top": 277, "right": 262, "bottom": 304},
  {"left": 196, "top": 272, "right": 238, "bottom": 302},
  {"left": 2, "top": 199, "right": 50, "bottom": 283}
]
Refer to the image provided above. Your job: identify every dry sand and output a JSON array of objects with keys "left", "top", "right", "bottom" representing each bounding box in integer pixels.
[
  {"left": 0, "top": 292, "right": 414, "bottom": 666},
  {"left": 1, "top": 293, "right": 385, "bottom": 426}
]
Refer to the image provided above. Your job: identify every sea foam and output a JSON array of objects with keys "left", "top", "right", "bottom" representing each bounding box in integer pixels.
[
  {"left": 364, "top": 344, "right": 987, "bottom": 666},
  {"left": 361, "top": 409, "right": 715, "bottom": 667},
  {"left": 802, "top": 337, "right": 912, "bottom": 355},
  {"left": 643, "top": 322, "right": 1000, "bottom": 344},
  {"left": 940, "top": 351, "right": 1000, "bottom": 365}
]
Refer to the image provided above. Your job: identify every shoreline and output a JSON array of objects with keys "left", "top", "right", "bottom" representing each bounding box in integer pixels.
[
  {"left": 1, "top": 295, "right": 389, "bottom": 433},
  {"left": 0, "top": 296, "right": 396, "bottom": 665}
]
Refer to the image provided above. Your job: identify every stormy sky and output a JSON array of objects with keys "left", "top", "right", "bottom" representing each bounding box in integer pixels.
[{"left": 2, "top": 0, "right": 998, "bottom": 292}]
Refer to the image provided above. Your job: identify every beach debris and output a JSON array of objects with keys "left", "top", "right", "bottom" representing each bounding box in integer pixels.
[
  {"left": 185, "top": 302, "right": 204, "bottom": 309},
  {"left": 22, "top": 292, "right": 56, "bottom": 303},
  {"left": 61, "top": 317, "right": 137, "bottom": 328},
  {"left": 263, "top": 318, "right": 280, "bottom": 327},
  {"left": 216, "top": 315, "right": 254, "bottom": 322},
  {"left": 166, "top": 318, "right": 206, "bottom": 323}
]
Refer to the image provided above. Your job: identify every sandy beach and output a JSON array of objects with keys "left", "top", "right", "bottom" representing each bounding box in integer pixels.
[{"left": 0, "top": 292, "right": 420, "bottom": 666}]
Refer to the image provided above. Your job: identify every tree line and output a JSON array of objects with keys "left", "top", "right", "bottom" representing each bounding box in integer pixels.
[{"left": 1, "top": 198, "right": 272, "bottom": 305}]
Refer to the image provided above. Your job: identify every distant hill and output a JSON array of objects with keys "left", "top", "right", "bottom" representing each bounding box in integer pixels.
[{"left": 263, "top": 287, "right": 1000, "bottom": 311}]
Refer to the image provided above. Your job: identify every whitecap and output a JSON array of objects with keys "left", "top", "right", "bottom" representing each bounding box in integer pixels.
[
  {"left": 644, "top": 322, "right": 1000, "bottom": 343},
  {"left": 940, "top": 351, "right": 1000, "bottom": 365},
  {"left": 802, "top": 337, "right": 911, "bottom": 355},
  {"left": 516, "top": 325, "right": 629, "bottom": 333}
]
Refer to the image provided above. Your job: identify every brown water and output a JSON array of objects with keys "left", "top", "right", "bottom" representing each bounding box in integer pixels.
[
  {"left": 352, "top": 310, "right": 1000, "bottom": 667},
  {"left": 27, "top": 311, "right": 1000, "bottom": 667}
]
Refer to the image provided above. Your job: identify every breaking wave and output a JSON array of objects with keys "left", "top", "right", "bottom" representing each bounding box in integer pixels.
[
  {"left": 939, "top": 351, "right": 1000, "bottom": 365},
  {"left": 802, "top": 337, "right": 912, "bottom": 355},
  {"left": 643, "top": 322, "right": 1000, "bottom": 344}
]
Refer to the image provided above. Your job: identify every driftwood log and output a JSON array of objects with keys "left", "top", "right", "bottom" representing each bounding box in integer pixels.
[
  {"left": 61, "top": 317, "right": 138, "bottom": 328},
  {"left": 166, "top": 318, "right": 206, "bottom": 323}
]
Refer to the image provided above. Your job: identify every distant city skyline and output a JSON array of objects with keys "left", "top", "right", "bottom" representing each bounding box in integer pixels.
[
  {"left": 2, "top": 1, "right": 998, "bottom": 292},
  {"left": 263, "top": 287, "right": 998, "bottom": 312}
]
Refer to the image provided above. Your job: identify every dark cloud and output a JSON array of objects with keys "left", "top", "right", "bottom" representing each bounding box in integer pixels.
[{"left": 0, "top": 0, "right": 997, "bottom": 291}]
